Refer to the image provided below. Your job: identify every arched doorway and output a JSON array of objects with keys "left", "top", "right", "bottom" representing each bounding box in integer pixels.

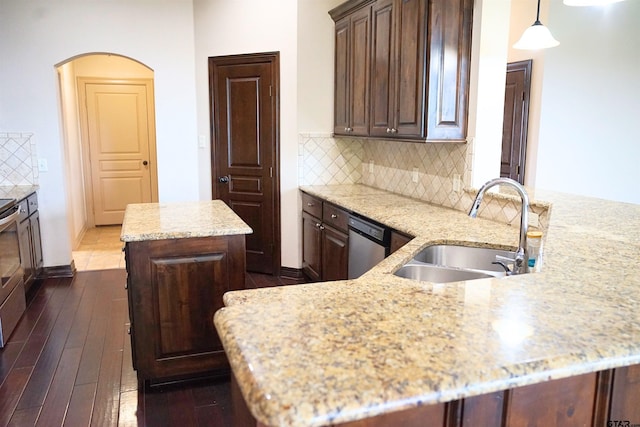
[{"left": 56, "top": 53, "right": 158, "bottom": 250}]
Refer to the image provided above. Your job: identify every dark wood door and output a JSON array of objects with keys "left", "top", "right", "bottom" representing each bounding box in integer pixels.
[
  {"left": 501, "top": 60, "right": 532, "bottom": 184},
  {"left": 370, "top": 0, "right": 395, "bottom": 137},
  {"left": 209, "top": 53, "right": 280, "bottom": 275}
]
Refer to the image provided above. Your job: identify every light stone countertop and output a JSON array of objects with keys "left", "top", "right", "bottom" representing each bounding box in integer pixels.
[
  {"left": 120, "top": 200, "right": 252, "bottom": 242},
  {"left": 214, "top": 184, "right": 640, "bottom": 427}
]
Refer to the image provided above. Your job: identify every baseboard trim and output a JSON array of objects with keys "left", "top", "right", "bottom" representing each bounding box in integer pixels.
[
  {"left": 279, "top": 267, "right": 306, "bottom": 284},
  {"left": 40, "top": 260, "right": 77, "bottom": 279}
]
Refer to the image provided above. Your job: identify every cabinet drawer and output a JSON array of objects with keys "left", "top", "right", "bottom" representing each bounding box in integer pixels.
[
  {"left": 323, "top": 203, "right": 349, "bottom": 232},
  {"left": 301, "top": 192, "right": 323, "bottom": 218}
]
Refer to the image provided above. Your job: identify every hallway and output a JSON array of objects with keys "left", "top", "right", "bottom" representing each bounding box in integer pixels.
[{"left": 72, "top": 226, "right": 125, "bottom": 271}]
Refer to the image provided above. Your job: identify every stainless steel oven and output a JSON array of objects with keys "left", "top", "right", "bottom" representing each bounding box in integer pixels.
[{"left": 0, "top": 199, "right": 25, "bottom": 347}]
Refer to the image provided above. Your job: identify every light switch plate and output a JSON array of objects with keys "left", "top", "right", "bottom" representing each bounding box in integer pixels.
[{"left": 38, "top": 158, "right": 48, "bottom": 172}]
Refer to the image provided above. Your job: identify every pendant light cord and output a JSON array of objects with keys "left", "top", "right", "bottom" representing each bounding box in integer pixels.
[{"left": 534, "top": 0, "right": 542, "bottom": 25}]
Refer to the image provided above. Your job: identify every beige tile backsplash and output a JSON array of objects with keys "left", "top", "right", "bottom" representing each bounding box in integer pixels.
[
  {"left": 299, "top": 134, "right": 549, "bottom": 230},
  {"left": 0, "top": 132, "right": 39, "bottom": 186}
]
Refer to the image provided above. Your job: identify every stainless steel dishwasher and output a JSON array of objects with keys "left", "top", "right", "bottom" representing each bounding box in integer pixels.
[{"left": 348, "top": 214, "right": 390, "bottom": 279}]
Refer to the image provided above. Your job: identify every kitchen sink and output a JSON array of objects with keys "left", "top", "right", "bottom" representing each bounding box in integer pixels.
[
  {"left": 394, "top": 244, "right": 519, "bottom": 284},
  {"left": 394, "top": 262, "right": 496, "bottom": 283}
]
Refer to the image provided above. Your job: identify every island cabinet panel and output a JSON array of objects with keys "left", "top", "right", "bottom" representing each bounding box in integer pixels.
[
  {"left": 125, "top": 235, "right": 246, "bottom": 382},
  {"left": 233, "top": 365, "right": 640, "bottom": 427}
]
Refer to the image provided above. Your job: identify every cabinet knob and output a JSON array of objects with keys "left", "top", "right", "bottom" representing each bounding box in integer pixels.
[
  {"left": 316, "top": 223, "right": 321, "bottom": 228},
  {"left": 307, "top": 202, "right": 314, "bottom": 207},
  {"left": 344, "top": 127, "right": 349, "bottom": 132},
  {"left": 218, "top": 176, "right": 230, "bottom": 184},
  {"left": 331, "top": 214, "right": 338, "bottom": 219},
  {"left": 142, "top": 160, "right": 148, "bottom": 166},
  {"left": 391, "top": 128, "right": 397, "bottom": 134},
  {"left": 386, "top": 128, "right": 391, "bottom": 133},
  {"left": 319, "top": 225, "right": 325, "bottom": 230},
  {"left": 127, "top": 327, "right": 131, "bottom": 335}
]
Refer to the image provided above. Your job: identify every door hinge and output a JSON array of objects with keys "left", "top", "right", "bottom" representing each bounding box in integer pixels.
[
  {"left": 269, "top": 85, "right": 272, "bottom": 97},
  {"left": 269, "top": 167, "right": 273, "bottom": 178}
]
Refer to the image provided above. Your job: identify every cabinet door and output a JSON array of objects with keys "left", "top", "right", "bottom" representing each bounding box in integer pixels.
[
  {"left": 394, "top": 0, "right": 427, "bottom": 138},
  {"left": 425, "top": 0, "right": 473, "bottom": 142},
  {"left": 127, "top": 236, "right": 245, "bottom": 380},
  {"left": 334, "top": 17, "right": 350, "bottom": 136},
  {"left": 321, "top": 225, "right": 349, "bottom": 281},
  {"left": 349, "top": 6, "right": 372, "bottom": 136},
  {"left": 30, "top": 211, "right": 43, "bottom": 273},
  {"left": 370, "top": 0, "right": 395, "bottom": 137},
  {"left": 302, "top": 212, "right": 322, "bottom": 282},
  {"left": 334, "top": 7, "right": 371, "bottom": 137},
  {"left": 17, "top": 219, "right": 34, "bottom": 286}
]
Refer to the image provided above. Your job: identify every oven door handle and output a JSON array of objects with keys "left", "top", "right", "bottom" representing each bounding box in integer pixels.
[{"left": 0, "top": 205, "right": 21, "bottom": 227}]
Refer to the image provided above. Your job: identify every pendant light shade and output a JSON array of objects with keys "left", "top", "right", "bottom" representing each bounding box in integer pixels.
[{"left": 513, "top": 0, "right": 560, "bottom": 50}]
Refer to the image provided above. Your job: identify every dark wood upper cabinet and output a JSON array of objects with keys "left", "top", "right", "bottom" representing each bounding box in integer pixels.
[
  {"left": 330, "top": 0, "right": 473, "bottom": 143},
  {"left": 333, "top": 5, "right": 372, "bottom": 137},
  {"left": 370, "top": 0, "right": 427, "bottom": 139}
]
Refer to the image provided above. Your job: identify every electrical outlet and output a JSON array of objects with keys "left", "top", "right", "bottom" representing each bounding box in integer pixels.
[
  {"left": 412, "top": 167, "right": 419, "bottom": 183},
  {"left": 37, "top": 158, "right": 48, "bottom": 172},
  {"left": 453, "top": 174, "right": 461, "bottom": 192},
  {"left": 369, "top": 160, "right": 374, "bottom": 173},
  {"left": 528, "top": 212, "right": 539, "bottom": 228}
]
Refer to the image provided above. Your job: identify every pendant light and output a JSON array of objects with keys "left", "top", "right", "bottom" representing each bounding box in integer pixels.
[{"left": 513, "top": 0, "right": 560, "bottom": 50}]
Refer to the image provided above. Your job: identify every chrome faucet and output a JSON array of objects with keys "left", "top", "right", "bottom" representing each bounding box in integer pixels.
[{"left": 469, "top": 177, "right": 530, "bottom": 275}]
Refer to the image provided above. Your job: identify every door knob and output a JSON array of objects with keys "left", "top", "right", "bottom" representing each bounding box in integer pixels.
[
  {"left": 142, "top": 160, "right": 148, "bottom": 166},
  {"left": 218, "top": 176, "right": 230, "bottom": 183}
]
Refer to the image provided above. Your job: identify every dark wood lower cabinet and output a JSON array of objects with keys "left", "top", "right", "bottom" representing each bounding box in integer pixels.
[
  {"left": 233, "top": 364, "right": 640, "bottom": 427},
  {"left": 125, "top": 234, "right": 246, "bottom": 383}
]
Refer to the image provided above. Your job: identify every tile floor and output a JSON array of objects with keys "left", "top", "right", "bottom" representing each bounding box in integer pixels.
[{"left": 72, "top": 225, "right": 126, "bottom": 271}]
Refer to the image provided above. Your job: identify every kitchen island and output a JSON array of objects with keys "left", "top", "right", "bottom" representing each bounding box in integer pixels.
[
  {"left": 214, "top": 184, "right": 640, "bottom": 426},
  {"left": 121, "top": 200, "right": 252, "bottom": 383}
]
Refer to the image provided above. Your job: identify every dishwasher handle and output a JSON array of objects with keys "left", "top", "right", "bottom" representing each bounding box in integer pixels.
[{"left": 348, "top": 215, "right": 389, "bottom": 245}]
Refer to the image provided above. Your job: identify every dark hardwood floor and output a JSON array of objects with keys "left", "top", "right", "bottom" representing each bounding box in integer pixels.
[{"left": 0, "top": 269, "right": 296, "bottom": 427}]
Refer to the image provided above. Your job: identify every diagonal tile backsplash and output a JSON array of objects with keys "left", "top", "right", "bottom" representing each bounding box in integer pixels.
[
  {"left": 0, "top": 132, "right": 39, "bottom": 186},
  {"left": 298, "top": 134, "right": 550, "bottom": 230}
]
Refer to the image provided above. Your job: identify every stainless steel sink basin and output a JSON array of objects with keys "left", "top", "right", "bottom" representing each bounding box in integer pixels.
[
  {"left": 393, "top": 244, "right": 518, "bottom": 284},
  {"left": 395, "top": 262, "right": 496, "bottom": 283},
  {"left": 411, "top": 245, "right": 517, "bottom": 274}
]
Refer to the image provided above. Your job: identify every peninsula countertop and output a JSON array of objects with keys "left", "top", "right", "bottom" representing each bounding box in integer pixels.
[
  {"left": 120, "top": 200, "right": 252, "bottom": 242},
  {"left": 214, "top": 184, "right": 640, "bottom": 427}
]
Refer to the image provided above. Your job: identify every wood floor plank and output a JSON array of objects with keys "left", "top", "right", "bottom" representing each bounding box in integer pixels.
[
  {"left": 0, "top": 366, "right": 33, "bottom": 426},
  {"left": 16, "top": 276, "right": 85, "bottom": 410},
  {"left": 117, "top": 389, "right": 144, "bottom": 427},
  {"left": 91, "top": 287, "right": 128, "bottom": 426},
  {"left": 64, "top": 382, "right": 97, "bottom": 427},
  {"left": 35, "top": 347, "right": 83, "bottom": 426}
]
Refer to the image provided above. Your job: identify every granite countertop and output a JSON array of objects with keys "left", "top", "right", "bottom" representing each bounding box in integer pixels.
[
  {"left": 120, "top": 200, "right": 252, "bottom": 242},
  {"left": 0, "top": 185, "right": 39, "bottom": 201},
  {"left": 214, "top": 184, "right": 640, "bottom": 427}
]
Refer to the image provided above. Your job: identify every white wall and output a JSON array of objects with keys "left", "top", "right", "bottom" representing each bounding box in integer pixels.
[
  {"left": 467, "top": 0, "right": 512, "bottom": 188},
  {"left": 193, "top": 0, "right": 300, "bottom": 268},
  {"left": 0, "top": 0, "right": 199, "bottom": 267},
  {"left": 536, "top": 1, "right": 640, "bottom": 204}
]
